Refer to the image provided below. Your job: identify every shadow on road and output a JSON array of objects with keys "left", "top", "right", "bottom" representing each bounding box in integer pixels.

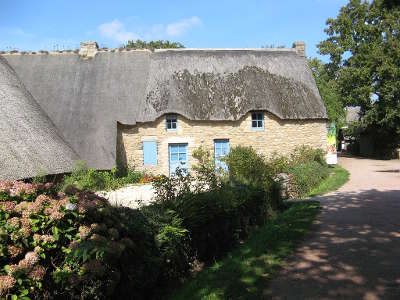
[{"left": 266, "top": 189, "right": 400, "bottom": 300}]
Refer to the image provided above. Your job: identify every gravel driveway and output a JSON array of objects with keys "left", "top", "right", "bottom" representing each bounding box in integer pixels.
[{"left": 266, "top": 155, "right": 400, "bottom": 300}]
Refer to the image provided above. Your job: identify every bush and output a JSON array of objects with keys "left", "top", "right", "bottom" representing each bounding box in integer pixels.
[
  {"left": 268, "top": 146, "right": 329, "bottom": 198},
  {"left": 289, "top": 161, "right": 330, "bottom": 197},
  {"left": 225, "top": 146, "right": 274, "bottom": 190},
  {"left": 61, "top": 161, "right": 146, "bottom": 192},
  {"left": 0, "top": 180, "right": 161, "bottom": 299},
  {"left": 148, "top": 146, "right": 281, "bottom": 262}
]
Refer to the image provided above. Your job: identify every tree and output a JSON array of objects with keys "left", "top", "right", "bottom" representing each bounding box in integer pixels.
[
  {"left": 308, "top": 58, "right": 345, "bottom": 126},
  {"left": 125, "top": 39, "right": 184, "bottom": 50},
  {"left": 318, "top": 0, "right": 400, "bottom": 154}
]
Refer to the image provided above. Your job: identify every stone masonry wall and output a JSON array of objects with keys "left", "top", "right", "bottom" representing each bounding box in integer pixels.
[{"left": 117, "top": 112, "right": 327, "bottom": 175}]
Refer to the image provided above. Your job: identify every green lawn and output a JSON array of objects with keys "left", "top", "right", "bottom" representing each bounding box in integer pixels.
[
  {"left": 307, "top": 165, "right": 349, "bottom": 197},
  {"left": 168, "top": 201, "right": 320, "bottom": 300}
]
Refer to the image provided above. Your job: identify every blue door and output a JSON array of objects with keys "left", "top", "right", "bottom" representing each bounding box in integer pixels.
[
  {"left": 169, "top": 144, "right": 188, "bottom": 176},
  {"left": 214, "top": 140, "right": 230, "bottom": 172}
]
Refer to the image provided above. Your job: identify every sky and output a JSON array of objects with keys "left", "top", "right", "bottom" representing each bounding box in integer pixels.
[{"left": 0, "top": 0, "right": 347, "bottom": 60}]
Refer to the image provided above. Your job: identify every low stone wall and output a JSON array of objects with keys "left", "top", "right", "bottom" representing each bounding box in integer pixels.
[{"left": 117, "top": 111, "right": 327, "bottom": 175}]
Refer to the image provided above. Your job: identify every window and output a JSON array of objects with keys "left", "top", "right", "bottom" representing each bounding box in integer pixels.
[
  {"left": 166, "top": 115, "right": 177, "bottom": 131},
  {"left": 251, "top": 112, "right": 264, "bottom": 130},
  {"left": 214, "top": 140, "right": 230, "bottom": 172},
  {"left": 143, "top": 141, "right": 157, "bottom": 166}
]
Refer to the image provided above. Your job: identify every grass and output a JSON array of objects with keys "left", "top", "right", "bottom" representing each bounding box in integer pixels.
[
  {"left": 307, "top": 165, "right": 349, "bottom": 197},
  {"left": 168, "top": 201, "right": 320, "bottom": 300}
]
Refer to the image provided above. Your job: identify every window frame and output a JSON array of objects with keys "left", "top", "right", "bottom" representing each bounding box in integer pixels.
[
  {"left": 251, "top": 112, "right": 264, "bottom": 131},
  {"left": 166, "top": 114, "right": 178, "bottom": 131}
]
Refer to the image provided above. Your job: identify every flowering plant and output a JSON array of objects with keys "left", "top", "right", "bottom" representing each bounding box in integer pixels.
[{"left": 0, "top": 180, "right": 150, "bottom": 299}]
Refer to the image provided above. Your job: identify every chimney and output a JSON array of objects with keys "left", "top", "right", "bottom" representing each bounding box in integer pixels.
[
  {"left": 79, "top": 41, "right": 98, "bottom": 58},
  {"left": 292, "top": 41, "right": 306, "bottom": 57}
]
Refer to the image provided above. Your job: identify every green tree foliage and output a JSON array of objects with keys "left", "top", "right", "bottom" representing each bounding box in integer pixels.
[
  {"left": 308, "top": 58, "right": 345, "bottom": 125},
  {"left": 318, "top": 0, "right": 400, "bottom": 151},
  {"left": 124, "top": 39, "right": 184, "bottom": 50}
]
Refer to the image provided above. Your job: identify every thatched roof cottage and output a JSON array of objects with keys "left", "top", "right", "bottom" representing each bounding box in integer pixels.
[{"left": 0, "top": 41, "right": 327, "bottom": 179}]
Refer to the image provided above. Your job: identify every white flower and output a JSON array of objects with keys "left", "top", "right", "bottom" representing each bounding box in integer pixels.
[{"left": 66, "top": 203, "right": 77, "bottom": 211}]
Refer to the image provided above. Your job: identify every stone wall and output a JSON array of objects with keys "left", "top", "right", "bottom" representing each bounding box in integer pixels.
[{"left": 117, "top": 112, "right": 327, "bottom": 175}]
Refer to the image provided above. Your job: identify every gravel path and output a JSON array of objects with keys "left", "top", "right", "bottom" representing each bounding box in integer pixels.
[
  {"left": 266, "top": 155, "right": 400, "bottom": 300},
  {"left": 96, "top": 184, "right": 155, "bottom": 209}
]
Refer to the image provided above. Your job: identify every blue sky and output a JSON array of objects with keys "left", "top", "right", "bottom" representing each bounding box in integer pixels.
[{"left": 0, "top": 0, "right": 347, "bottom": 60}]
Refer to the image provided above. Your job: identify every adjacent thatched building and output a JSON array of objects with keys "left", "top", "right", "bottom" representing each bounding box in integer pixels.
[
  {"left": 1, "top": 41, "right": 327, "bottom": 178},
  {"left": 0, "top": 56, "right": 78, "bottom": 180}
]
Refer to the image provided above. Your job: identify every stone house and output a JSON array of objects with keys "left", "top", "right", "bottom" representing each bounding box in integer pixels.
[{"left": 0, "top": 41, "right": 327, "bottom": 179}]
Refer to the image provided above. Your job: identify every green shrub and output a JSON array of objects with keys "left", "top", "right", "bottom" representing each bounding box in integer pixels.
[
  {"left": 149, "top": 146, "right": 282, "bottom": 262},
  {"left": 289, "top": 145, "right": 326, "bottom": 167},
  {"left": 225, "top": 146, "right": 274, "bottom": 190},
  {"left": 177, "top": 186, "right": 270, "bottom": 261},
  {"left": 267, "top": 146, "right": 329, "bottom": 199},
  {"left": 289, "top": 161, "right": 330, "bottom": 197},
  {"left": 61, "top": 161, "right": 145, "bottom": 192}
]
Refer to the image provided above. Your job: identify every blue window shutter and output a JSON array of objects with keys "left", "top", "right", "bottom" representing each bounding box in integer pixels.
[{"left": 143, "top": 141, "right": 157, "bottom": 166}]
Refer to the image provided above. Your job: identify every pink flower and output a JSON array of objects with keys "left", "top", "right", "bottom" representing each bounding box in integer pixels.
[
  {"left": 34, "top": 246, "right": 43, "bottom": 254},
  {"left": 50, "top": 210, "right": 64, "bottom": 221},
  {"left": 0, "top": 180, "right": 13, "bottom": 193},
  {"left": 20, "top": 218, "right": 31, "bottom": 238},
  {"left": 0, "top": 275, "right": 16, "bottom": 296},
  {"left": 27, "top": 265, "right": 46, "bottom": 281},
  {"left": 14, "top": 201, "right": 28, "bottom": 214},
  {"left": 79, "top": 225, "right": 91, "bottom": 239},
  {"left": 0, "top": 201, "right": 15, "bottom": 213},
  {"left": 15, "top": 252, "right": 39, "bottom": 273},
  {"left": 7, "top": 264, "right": 19, "bottom": 275},
  {"left": 33, "top": 234, "right": 41, "bottom": 242},
  {"left": 35, "top": 194, "right": 51, "bottom": 206},
  {"left": 9, "top": 181, "right": 36, "bottom": 196},
  {"left": 6, "top": 217, "right": 20, "bottom": 228},
  {"left": 35, "top": 235, "right": 55, "bottom": 243},
  {"left": 34, "top": 234, "right": 55, "bottom": 243},
  {"left": 90, "top": 223, "right": 107, "bottom": 233},
  {"left": 24, "top": 251, "right": 39, "bottom": 266},
  {"left": 7, "top": 245, "right": 23, "bottom": 258}
]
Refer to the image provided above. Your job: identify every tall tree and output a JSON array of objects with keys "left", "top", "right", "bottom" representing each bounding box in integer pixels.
[
  {"left": 318, "top": 0, "right": 400, "bottom": 153},
  {"left": 308, "top": 58, "right": 344, "bottom": 126},
  {"left": 125, "top": 39, "right": 184, "bottom": 50}
]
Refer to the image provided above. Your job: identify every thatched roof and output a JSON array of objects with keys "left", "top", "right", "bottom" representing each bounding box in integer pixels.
[
  {"left": 3, "top": 47, "right": 326, "bottom": 171},
  {"left": 0, "top": 56, "right": 78, "bottom": 180},
  {"left": 345, "top": 106, "right": 361, "bottom": 124}
]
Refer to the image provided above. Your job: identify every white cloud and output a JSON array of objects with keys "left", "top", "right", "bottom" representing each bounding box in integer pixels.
[
  {"left": 98, "top": 19, "right": 139, "bottom": 43},
  {"left": 98, "top": 16, "right": 202, "bottom": 43},
  {"left": 166, "top": 16, "right": 202, "bottom": 37}
]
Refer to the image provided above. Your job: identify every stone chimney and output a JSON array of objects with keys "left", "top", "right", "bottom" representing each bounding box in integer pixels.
[
  {"left": 292, "top": 41, "right": 306, "bottom": 57},
  {"left": 79, "top": 41, "right": 98, "bottom": 58}
]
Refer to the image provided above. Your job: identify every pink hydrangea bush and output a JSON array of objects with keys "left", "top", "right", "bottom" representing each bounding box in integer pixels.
[{"left": 0, "top": 180, "right": 152, "bottom": 299}]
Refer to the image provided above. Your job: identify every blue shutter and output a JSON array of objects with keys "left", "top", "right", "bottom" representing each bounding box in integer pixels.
[{"left": 143, "top": 141, "right": 157, "bottom": 166}]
